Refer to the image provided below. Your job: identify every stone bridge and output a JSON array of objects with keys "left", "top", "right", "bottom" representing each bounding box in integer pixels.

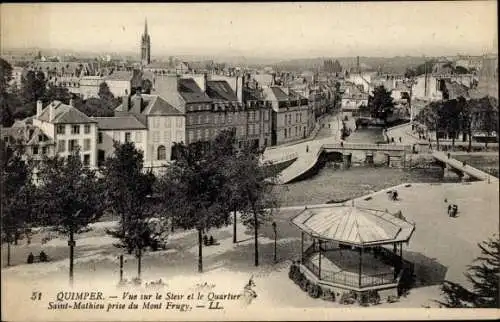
[{"left": 276, "top": 142, "right": 412, "bottom": 184}]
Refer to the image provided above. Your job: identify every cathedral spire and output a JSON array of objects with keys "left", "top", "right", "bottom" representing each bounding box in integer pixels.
[{"left": 144, "top": 18, "right": 148, "bottom": 36}]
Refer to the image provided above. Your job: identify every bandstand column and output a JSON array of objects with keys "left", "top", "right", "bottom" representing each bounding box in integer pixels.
[
  {"left": 318, "top": 239, "right": 322, "bottom": 280},
  {"left": 358, "top": 247, "right": 363, "bottom": 288},
  {"left": 301, "top": 231, "right": 304, "bottom": 263}
]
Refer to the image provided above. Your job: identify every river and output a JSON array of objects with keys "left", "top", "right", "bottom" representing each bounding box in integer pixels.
[{"left": 278, "top": 127, "right": 462, "bottom": 207}]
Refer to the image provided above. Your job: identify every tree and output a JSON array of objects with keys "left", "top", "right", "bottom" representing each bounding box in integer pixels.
[
  {"left": 436, "top": 235, "right": 499, "bottom": 308},
  {"left": 475, "top": 96, "right": 499, "bottom": 148},
  {"left": 236, "top": 146, "right": 280, "bottom": 267},
  {"left": 157, "top": 134, "right": 232, "bottom": 273},
  {"left": 102, "top": 142, "right": 159, "bottom": 279},
  {"left": 141, "top": 79, "right": 153, "bottom": 94},
  {"left": 35, "top": 150, "right": 105, "bottom": 285},
  {"left": 74, "top": 97, "right": 115, "bottom": 117},
  {"left": 21, "top": 70, "right": 46, "bottom": 104},
  {"left": 0, "top": 139, "right": 34, "bottom": 265},
  {"left": 368, "top": 85, "right": 394, "bottom": 122},
  {"left": 0, "top": 58, "right": 13, "bottom": 94},
  {"left": 43, "top": 84, "right": 72, "bottom": 105}
]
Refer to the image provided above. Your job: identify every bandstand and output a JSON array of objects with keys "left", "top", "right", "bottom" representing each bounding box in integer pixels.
[{"left": 291, "top": 203, "right": 415, "bottom": 296}]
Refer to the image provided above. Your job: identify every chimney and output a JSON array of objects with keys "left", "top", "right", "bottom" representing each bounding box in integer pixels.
[
  {"left": 122, "top": 95, "right": 130, "bottom": 111},
  {"left": 132, "top": 93, "right": 143, "bottom": 113},
  {"left": 49, "top": 103, "right": 54, "bottom": 122},
  {"left": 36, "top": 100, "right": 43, "bottom": 117}
]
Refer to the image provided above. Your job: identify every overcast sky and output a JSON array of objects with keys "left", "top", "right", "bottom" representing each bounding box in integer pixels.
[{"left": 1, "top": 2, "right": 497, "bottom": 59}]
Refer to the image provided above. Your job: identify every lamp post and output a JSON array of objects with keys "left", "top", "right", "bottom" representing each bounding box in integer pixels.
[{"left": 272, "top": 221, "right": 277, "bottom": 263}]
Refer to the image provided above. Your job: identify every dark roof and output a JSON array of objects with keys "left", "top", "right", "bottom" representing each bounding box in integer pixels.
[
  {"left": 92, "top": 116, "right": 147, "bottom": 130},
  {"left": 38, "top": 101, "right": 96, "bottom": 124},
  {"left": 143, "top": 95, "right": 183, "bottom": 116},
  {"left": 445, "top": 80, "right": 470, "bottom": 99},
  {"left": 269, "top": 86, "right": 289, "bottom": 101},
  {"left": 178, "top": 78, "right": 212, "bottom": 103},
  {"left": 115, "top": 94, "right": 183, "bottom": 116},
  {"left": 206, "top": 80, "right": 238, "bottom": 101},
  {"left": 105, "top": 71, "right": 133, "bottom": 81}
]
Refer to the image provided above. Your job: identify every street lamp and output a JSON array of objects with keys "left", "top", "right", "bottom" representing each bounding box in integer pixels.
[{"left": 272, "top": 221, "right": 277, "bottom": 263}]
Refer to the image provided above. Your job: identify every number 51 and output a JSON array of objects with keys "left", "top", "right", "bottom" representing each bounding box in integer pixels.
[{"left": 31, "top": 292, "right": 42, "bottom": 301}]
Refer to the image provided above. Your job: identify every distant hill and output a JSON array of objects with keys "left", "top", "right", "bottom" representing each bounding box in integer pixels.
[{"left": 272, "top": 56, "right": 438, "bottom": 74}]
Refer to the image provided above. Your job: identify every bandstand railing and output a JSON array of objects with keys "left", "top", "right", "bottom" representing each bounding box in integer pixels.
[{"left": 302, "top": 245, "right": 399, "bottom": 288}]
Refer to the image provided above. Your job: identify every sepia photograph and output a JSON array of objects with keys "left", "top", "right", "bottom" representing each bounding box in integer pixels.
[{"left": 0, "top": 2, "right": 498, "bottom": 321}]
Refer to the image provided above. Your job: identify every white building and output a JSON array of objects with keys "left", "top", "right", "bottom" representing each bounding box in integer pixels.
[{"left": 32, "top": 100, "right": 99, "bottom": 168}]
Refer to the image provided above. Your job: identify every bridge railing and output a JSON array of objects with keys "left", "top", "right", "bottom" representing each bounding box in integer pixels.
[{"left": 322, "top": 143, "right": 411, "bottom": 151}]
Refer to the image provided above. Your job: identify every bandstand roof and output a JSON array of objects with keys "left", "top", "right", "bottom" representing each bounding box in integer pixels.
[{"left": 291, "top": 204, "right": 415, "bottom": 246}]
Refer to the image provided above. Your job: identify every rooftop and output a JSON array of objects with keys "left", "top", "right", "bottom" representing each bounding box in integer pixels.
[
  {"left": 38, "top": 101, "right": 96, "bottom": 124},
  {"left": 178, "top": 78, "right": 212, "bottom": 103},
  {"left": 92, "top": 116, "right": 147, "bottom": 131},
  {"left": 291, "top": 204, "right": 415, "bottom": 246},
  {"left": 206, "top": 80, "right": 238, "bottom": 102}
]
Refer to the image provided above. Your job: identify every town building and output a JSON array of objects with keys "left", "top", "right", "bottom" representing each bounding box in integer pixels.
[
  {"left": 31, "top": 100, "right": 99, "bottom": 167},
  {"left": 114, "top": 93, "right": 185, "bottom": 169},
  {"left": 263, "top": 86, "right": 310, "bottom": 145},
  {"left": 340, "top": 82, "right": 369, "bottom": 118}
]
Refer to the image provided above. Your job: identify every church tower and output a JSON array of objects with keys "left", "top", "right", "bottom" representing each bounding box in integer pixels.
[{"left": 141, "top": 18, "right": 151, "bottom": 66}]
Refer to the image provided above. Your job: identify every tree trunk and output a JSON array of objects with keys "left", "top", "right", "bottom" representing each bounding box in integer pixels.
[
  {"left": 137, "top": 249, "right": 142, "bottom": 279},
  {"left": 452, "top": 132, "right": 455, "bottom": 149},
  {"left": 468, "top": 126, "right": 472, "bottom": 152},
  {"left": 7, "top": 240, "right": 11, "bottom": 267},
  {"left": 69, "top": 229, "right": 74, "bottom": 287},
  {"left": 254, "top": 212, "right": 259, "bottom": 267},
  {"left": 197, "top": 228, "right": 203, "bottom": 273},
  {"left": 232, "top": 210, "right": 237, "bottom": 244}
]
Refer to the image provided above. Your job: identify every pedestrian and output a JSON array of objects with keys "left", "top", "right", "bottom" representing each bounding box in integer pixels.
[
  {"left": 328, "top": 123, "right": 331, "bottom": 128},
  {"left": 447, "top": 204, "right": 452, "bottom": 216},
  {"left": 340, "top": 141, "right": 344, "bottom": 148},
  {"left": 39, "top": 250, "right": 48, "bottom": 262},
  {"left": 399, "top": 137, "right": 402, "bottom": 143},
  {"left": 27, "top": 252, "right": 34, "bottom": 264},
  {"left": 306, "top": 145, "right": 309, "bottom": 153},
  {"left": 462, "top": 161, "right": 466, "bottom": 167},
  {"left": 447, "top": 152, "right": 451, "bottom": 159}
]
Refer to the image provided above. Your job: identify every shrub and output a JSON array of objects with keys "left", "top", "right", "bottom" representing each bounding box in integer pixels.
[
  {"left": 339, "top": 291, "right": 356, "bottom": 305},
  {"left": 368, "top": 290, "right": 381, "bottom": 305},
  {"left": 307, "top": 283, "right": 322, "bottom": 298},
  {"left": 358, "top": 292, "right": 370, "bottom": 307},
  {"left": 300, "top": 277, "right": 310, "bottom": 292},
  {"left": 321, "top": 288, "right": 336, "bottom": 302}
]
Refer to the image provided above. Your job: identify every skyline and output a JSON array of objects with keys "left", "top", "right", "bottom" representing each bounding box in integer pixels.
[{"left": 1, "top": 2, "right": 498, "bottom": 60}]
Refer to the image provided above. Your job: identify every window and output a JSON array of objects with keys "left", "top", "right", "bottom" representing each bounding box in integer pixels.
[
  {"left": 38, "top": 135, "right": 43, "bottom": 142},
  {"left": 228, "top": 113, "right": 233, "bottom": 123},
  {"left": 288, "top": 115, "right": 291, "bottom": 125},
  {"left": 3, "top": 136, "right": 9, "bottom": 143},
  {"left": 196, "top": 129, "right": 202, "bottom": 140},
  {"left": 205, "top": 114, "right": 210, "bottom": 124},
  {"left": 284, "top": 129, "right": 287, "bottom": 138},
  {"left": 157, "top": 145, "right": 166, "bottom": 160},
  {"left": 299, "top": 113, "right": 302, "bottom": 123},
  {"left": 264, "top": 111, "right": 269, "bottom": 121},
  {"left": 176, "top": 131, "right": 183, "bottom": 141},
  {"left": 296, "top": 113, "right": 299, "bottom": 123},
  {"left": 32, "top": 146, "right": 39, "bottom": 155},
  {"left": 42, "top": 146, "right": 47, "bottom": 155},
  {"left": 72, "top": 125, "right": 80, "bottom": 134},
  {"left": 152, "top": 131, "right": 160, "bottom": 143},
  {"left": 98, "top": 132, "right": 103, "bottom": 144},
  {"left": 98, "top": 150, "right": 105, "bottom": 167},
  {"left": 125, "top": 132, "right": 131, "bottom": 143},
  {"left": 198, "top": 115, "right": 203, "bottom": 124},
  {"left": 163, "top": 131, "right": 171, "bottom": 141},
  {"left": 57, "top": 125, "right": 65, "bottom": 134},
  {"left": 113, "top": 131, "right": 120, "bottom": 141},
  {"left": 204, "top": 128, "right": 210, "bottom": 139},
  {"left": 69, "top": 139, "right": 78, "bottom": 152},
  {"left": 188, "top": 130, "right": 194, "bottom": 142},
  {"left": 58, "top": 140, "right": 66, "bottom": 152},
  {"left": 165, "top": 118, "right": 171, "bottom": 128},
  {"left": 83, "top": 154, "right": 90, "bottom": 167},
  {"left": 84, "top": 139, "right": 91, "bottom": 151},
  {"left": 135, "top": 131, "right": 142, "bottom": 143},
  {"left": 154, "top": 118, "right": 161, "bottom": 128},
  {"left": 84, "top": 124, "right": 91, "bottom": 134},
  {"left": 176, "top": 118, "right": 183, "bottom": 127}
]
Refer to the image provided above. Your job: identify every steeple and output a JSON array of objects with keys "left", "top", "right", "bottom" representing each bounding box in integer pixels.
[{"left": 141, "top": 17, "right": 151, "bottom": 66}]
